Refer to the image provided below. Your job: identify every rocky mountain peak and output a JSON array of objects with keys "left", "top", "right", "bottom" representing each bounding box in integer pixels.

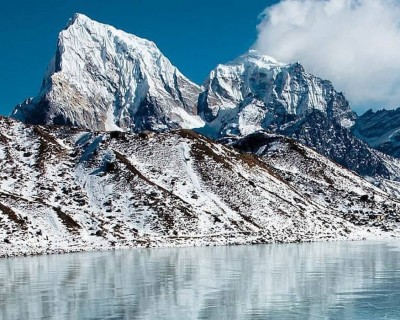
[
  {"left": 198, "top": 51, "right": 356, "bottom": 135},
  {"left": 12, "top": 14, "right": 203, "bottom": 132}
]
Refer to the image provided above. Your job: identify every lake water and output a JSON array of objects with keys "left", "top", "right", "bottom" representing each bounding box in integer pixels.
[{"left": 1, "top": 241, "right": 400, "bottom": 319}]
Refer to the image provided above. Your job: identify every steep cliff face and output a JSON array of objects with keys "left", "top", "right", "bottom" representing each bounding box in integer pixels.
[
  {"left": 352, "top": 108, "right": 400, "bottom": 158},
  {"left": 198, "top": 50, "right": 356, "bottom": 137},
  {"left": 12, "top": 14, "right": 203, "bottom": 132}
]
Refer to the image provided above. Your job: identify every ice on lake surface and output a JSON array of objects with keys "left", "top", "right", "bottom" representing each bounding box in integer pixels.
[{"left": 1, "top": 241, "right": 400, "bottom": 319}]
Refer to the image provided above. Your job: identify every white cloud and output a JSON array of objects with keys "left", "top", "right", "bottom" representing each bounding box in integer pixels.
[{"left": 254, "top": 0, "right": 400, "bottom": 112}]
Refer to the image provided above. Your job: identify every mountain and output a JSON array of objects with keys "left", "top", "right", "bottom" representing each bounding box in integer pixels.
[
  {"left": 4, "top": 14, "right": 400, "bottom": 256},
  {"left": 198, "top": 50, "right": 356, "bottom": 134},
  {"left": 1, "top": 117, "right": 399, "bottom": 257},
  {"left": 352, "top": 108, "right": 400, "bottom": 158},
  {"left": 9, "top": 14, "right": 400, "bottom": 181},
  {"left": 197, "top": 51, "right": 396, "bottom": 178},
  {"left": 11, "top": 13, "right": 203, "bottom": 132}
]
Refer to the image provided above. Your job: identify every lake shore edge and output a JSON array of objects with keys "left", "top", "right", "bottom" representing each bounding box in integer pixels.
[{"left": 2, "top": 228, "right": 398, "bottom": 259}]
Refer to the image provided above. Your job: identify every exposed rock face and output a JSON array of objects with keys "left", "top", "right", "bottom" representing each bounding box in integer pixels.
[
  {"left": 1, "top": 117, "right": 400, "bottom": 257},
  {"left": 197, "top": 51, "right": 395, "bottom": 177},
  {"left": 279, "top": 110, "right": 391, "bottom": 177},
  {"left": 229, "top": 131, "right": 400, "bottom": 218},
  {"left": 198, "top": 50, "right": 356, "bottom": 136},
  {"left": 12, "top": 14, "right": 203, "bottom": 132},
  {"left": 352, "top": 108, "right": 400, "bottom": 158}
]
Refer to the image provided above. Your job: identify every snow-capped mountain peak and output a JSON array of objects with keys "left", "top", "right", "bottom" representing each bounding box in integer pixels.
[
  {"left": 12, "top": 13, "right": 203, "bottom": 132},
  {"left": 195, "top": 51, "right": 396, "bottom": 177},
  {"left": 198, "top": 50, "right": 355, "bottom": 130},
  {"left": 67, "top": 12, "right": 92, "bottom": 27}
]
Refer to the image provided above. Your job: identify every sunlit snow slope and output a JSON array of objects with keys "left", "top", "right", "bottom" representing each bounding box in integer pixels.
[{"left": 12, "top": 14, "right": 203, "bottom": 132}]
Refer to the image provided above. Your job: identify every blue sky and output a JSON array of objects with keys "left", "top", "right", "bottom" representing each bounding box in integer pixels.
[{"left": 0, "top": 0, "right": 277, "bottom": 115}]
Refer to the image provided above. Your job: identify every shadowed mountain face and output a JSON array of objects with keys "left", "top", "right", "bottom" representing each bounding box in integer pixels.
[
  {"left": 352, "top": 108, "right": 400, "bottom": 158},
  {"left": 228, "top": 131, "right": 400, "bottom": 218}
]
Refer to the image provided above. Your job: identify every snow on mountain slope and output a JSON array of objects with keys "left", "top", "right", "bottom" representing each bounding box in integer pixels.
[
  {"left": 1, "top": 117, "right": 400, "bottom": 257},
  {"left": 229, "top": 132, "right": 400, "bottom": 227},
  {"left": 11, "top": 14, "right": 203, "bottom": 132},
  {"left": 352, "top": 108, "right": 400, "bottom": 158},
  {"left": 198, "top": 50, "right": 356, "bottom": 136},
  {"left": 197, "top": 51, "right": 398, "bottom": 178}
]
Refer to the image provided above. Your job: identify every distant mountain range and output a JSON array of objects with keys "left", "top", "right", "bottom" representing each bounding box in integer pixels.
[{"left": 3, "top": 14, "right": 400, "bottom": 256}]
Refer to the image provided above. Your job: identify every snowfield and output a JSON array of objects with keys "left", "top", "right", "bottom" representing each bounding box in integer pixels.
[{"left": 1, "top": 117, "right": 400, "bottom": 257}]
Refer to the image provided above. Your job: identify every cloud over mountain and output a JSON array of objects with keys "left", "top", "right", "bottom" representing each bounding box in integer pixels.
[{"left": 254, "top": 0, "right": 400, "bottom": 112}]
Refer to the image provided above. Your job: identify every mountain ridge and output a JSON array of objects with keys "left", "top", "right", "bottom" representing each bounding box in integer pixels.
[{"left": 1, "top": 116, "right": 399, "bottom": 257}]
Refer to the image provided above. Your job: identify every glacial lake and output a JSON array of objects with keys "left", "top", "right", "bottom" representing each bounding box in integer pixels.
[{"left": 1, "top": 241, "right": 400, "bottom": 320}]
